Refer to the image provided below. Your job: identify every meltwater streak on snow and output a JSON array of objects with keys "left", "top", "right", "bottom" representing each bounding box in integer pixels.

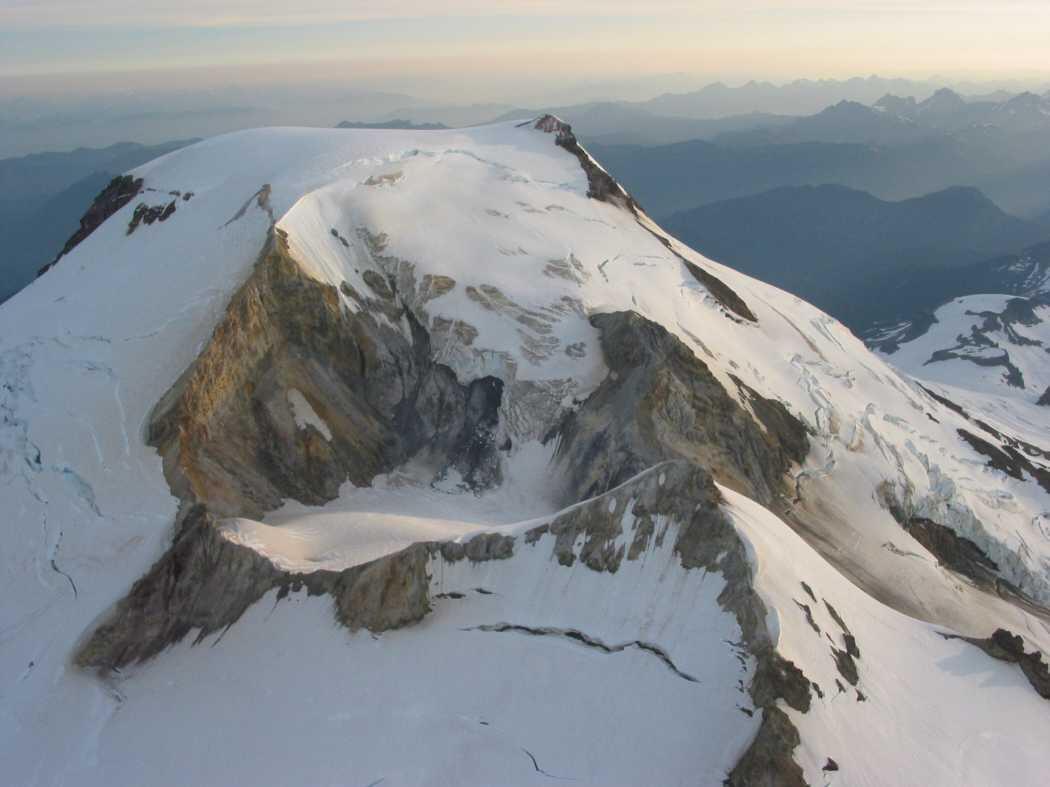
[{"left": 1, "top": 119, "right": 1049, "bottom": 785}]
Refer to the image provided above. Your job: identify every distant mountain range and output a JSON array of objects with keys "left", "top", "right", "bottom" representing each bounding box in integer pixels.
[
  {"left": 0, "top": 139, "right": 195, "bottom": 302},
  {"left": 525, "top": 86, "right": 1050, "bottom": 218},
  {"left": 716, "top": 89, "right": 1050, "bottom": 150},
  {"left": 877, "top": 88, "right": 1050, "bottom": 134},
  {"left": 628, "top": 76, "right": 948, "bottom": 118},
  {"left": 336, "top": 119, "right": 448, "bottom": 131},
  {"left": 489, "top": 103, "right": 796, "bottom": 146},
  {"left": 591, "top": 137, "right": 994, "bottom": 217},
  {"left": 593, "top": 130, "right": 1049, "bottom": 221},
  {"left": 663, "top": 184, "right": 1049, "bottom": 331}
]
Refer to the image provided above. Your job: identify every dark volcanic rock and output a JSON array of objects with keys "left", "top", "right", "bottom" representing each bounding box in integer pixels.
[
  {"left": 680, "top": 255, "right": 757, "bottom": 323},
  {"left": 904, "top": 516, "right": 1000, "bottom": 586},
  {"left": 38, "top": 174, "right": 144, "bottom": 276},
  {"left": 961, "top": 628, "right": 1050, "bottom": 700},
  {"left": 831, "top": 646, "right": 860, "bottom": 686},
  {"left": 751, "top": 652, "right": 813, "bottom": 713},
  {"left": 535, "top": 114, "right": 639, "bottom": 215},
  {"left": 724, "top": 706, "right": 806, "bottom": 787},
  {"left": 539, "top": 461, "right": 813, "bottom": 785},
  {"left": 126, "top": 199, "right": 177, "bottom": 235},
  {"left": 877, "top": 479, "right": 1033, "bottom": 599},
  {"left": 957, "top": 428, "right": 1050, "bottom": 494}
]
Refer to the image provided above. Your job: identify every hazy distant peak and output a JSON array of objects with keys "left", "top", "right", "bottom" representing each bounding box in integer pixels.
[
  {"left": 917, "top": 88, "right": 967, "bottom": 115},
  {"left": 873, "top": 94, "right": 917, "bottom": 113},
  {"left": 335, "top": 119, "right": 448, "bottom": 131}
]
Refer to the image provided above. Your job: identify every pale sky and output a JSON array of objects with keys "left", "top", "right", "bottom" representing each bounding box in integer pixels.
[{"left": 3, "top": 1, "right": 1050, "bottom": 85}]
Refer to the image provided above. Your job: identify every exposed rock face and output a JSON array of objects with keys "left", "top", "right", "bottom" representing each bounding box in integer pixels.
[
  {"left": 725, "top": 706, "right": 806, "bottom": 787},
  {"left": 902, "top": 516, "right": 1001, "bottom": 587},
  {"left": 681, "top": 256, "right": 758, "bottom": 323},
  {"left": 877, "top": 464, "right": 1050, "bottom": 609},
  {"left": 526, "top": 460, "right": 812, "bottom": 784},
  {"left": 550, "top": 311, "right": 808, "bottom": 505},
  {"left": 877, "top": 479, "right": 1023, "bottom": 600},
  {"left": 913, "top": 385, "right": 1050, "bottom": 496},
  {"left": 957, "top": 428, "right": 1050, "bottom": 494},
  {"left": 534, "top": 114, "right": 639, "bottom": 215},
  {"left": 77, "top": 505, "right": 433, "bottom": 669},
  {"left": 922, "top": 295, "right": 1047, "bottom": 390},
  {"left": 126, "top": 198, "right": 178, "bottom": 235},
  {"left": 148, "top": 229, "right": 503, "bottom": 518},
  {"left": 38, "top": 174, "right": 144, "bottom": 276},
  {"left": 958, "top": 628, "right": 1050, "bottom": 700},
  {"left": 79, "top": 225, "right": 510, "bottom": 665},
  {"left": 77, "top": 453, "right": 811, "bottom": 782},
  {"left": 74, "top": 137, "right": 816, "bottom": 780}
]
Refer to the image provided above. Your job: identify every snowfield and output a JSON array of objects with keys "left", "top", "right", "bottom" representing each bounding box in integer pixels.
[
  {"left": 877, "top": 294, "right": 1050, "bottom": 405},
  {"left": 1, "top": 119, "right": 1049, "bottom": 786}
]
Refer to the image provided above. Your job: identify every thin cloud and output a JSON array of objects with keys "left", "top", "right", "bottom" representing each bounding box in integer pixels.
[{"left": 5, "top": 1, "right": 1048, "bottom": 29}]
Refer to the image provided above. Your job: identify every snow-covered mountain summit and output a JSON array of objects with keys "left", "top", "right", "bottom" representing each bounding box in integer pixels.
[{"left": 2, "top": 117, "right": 1049, "bottom": 786}]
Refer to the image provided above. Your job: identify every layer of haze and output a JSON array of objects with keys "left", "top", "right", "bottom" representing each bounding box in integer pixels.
[
  {"left": 2, "top": 1, "right": 1049, "bottom": 157},
  {"left": 6, "top": 2, "right": 1050, "bottom": 84}
]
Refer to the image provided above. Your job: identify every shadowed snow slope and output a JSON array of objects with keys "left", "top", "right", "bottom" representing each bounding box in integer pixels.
[{"left": 2, "top": 118, "right": 1049, "bottom": 786}]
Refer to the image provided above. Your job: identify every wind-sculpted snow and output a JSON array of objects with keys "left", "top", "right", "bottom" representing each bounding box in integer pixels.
[{"left": 3, "top": 117, "right": 1050, "bottom": 786}]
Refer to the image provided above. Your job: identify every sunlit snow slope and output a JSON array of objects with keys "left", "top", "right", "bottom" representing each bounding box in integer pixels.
[{"left": 2, "top": 119, "right": 1049, "bottom": 786}]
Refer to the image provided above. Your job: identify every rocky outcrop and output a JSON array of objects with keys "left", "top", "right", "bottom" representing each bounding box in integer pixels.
[
  {"left": 148, "top": 228, "right": 504, "bottom": 518},
  {"left": 549, "top": 311, "right": 808, "bottom": 505},
  {"left": 77, "top": 456, "right": 811, "bottom": 783},
  {"left": 78, "top": 505, "right": 440, "bottom": 670},
  {"left": 914, "top": 385, "right": 1050, "bottom": 496},
  {"left": 907, "top": 517, "right": 1001, "bottom": 585},
  {"left": 725, "top": 706, "right": 806, "bottom": 787},
  {"left": 681, "top": 256, "right": 758, "bottom": 323},
  {"left": 957, "top": 428, "right": 1050, "bottom": 494},
  {"left": 534, "top": 115, "right": 639, "bottom": 215},
  {"left": 527, "top": 461, "right": 812, "bottom": 784},
  {"left": 126, "top": 198, "right": 178, "bottom": 234},
  {"left": 877, "top": 480, "right": 1022, "bottom": 599},
  {"left": 78, "top": 223, "right": 516, "bottom": 667},
  {"left": 956, "top": 629, "right": 1050, "bottom": 700},
  {"left": 38, "top": 174, "right": 144, "bottom": 276}
]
